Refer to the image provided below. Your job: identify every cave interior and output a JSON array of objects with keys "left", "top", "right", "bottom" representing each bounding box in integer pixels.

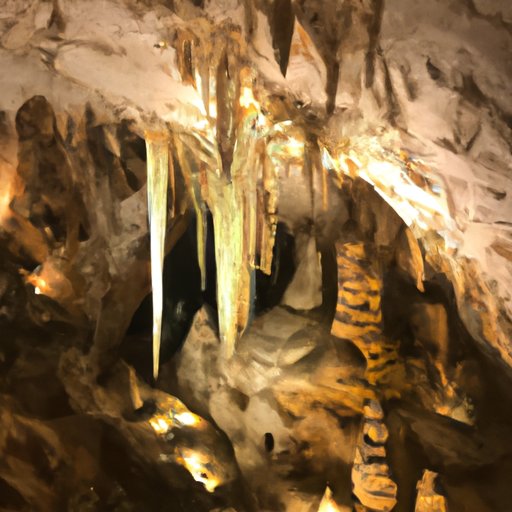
[{"left": 0, "top": 1, "right": 512, "bottom": 511}]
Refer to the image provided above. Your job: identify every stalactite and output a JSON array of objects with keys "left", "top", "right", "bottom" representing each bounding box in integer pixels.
[
  {"left": 321, "top": 161, "right": 329, "bottom": 211},
  {"left": 304, "top": 141, "right": 316, "bottom": 221},
  {"left": 208, "top": 83, "right": 261, "bottom": 357},
  {"left": 171, "top": 27, "right": 285, "bottom": 357},
  {"left": 259, "top": 144, "right": 279, "bottom": 275},
  {"left": 173, "top": 136, "right": 209, "bottom": 291},
  {"left": 145, "top": 131, "right": 169, "bottom": 380},
  {"left": 168, "top": 150, "right": 176, "bottom": 218},
  {"left": 190, "top": 171, "right": 208, "bottom": 292}
]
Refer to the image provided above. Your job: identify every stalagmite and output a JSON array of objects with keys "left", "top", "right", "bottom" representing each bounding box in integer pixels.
[
  {"left": 317, "top": 486, "right": 345, "bottom": 512},
  {"left": 282, "top": 233, "right": 322, "bottom": 310},
  {"left": 332, "top": 243, "right": 398, "bottom": 511},
  {"left": 145, "top": 131, "right": 169, "bottom": 380},
  {"left": 414, "top": 470, "right": 447, "bottom": 512}
]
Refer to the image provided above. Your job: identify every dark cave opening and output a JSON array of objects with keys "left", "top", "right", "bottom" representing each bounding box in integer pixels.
[
  {"left": 122, "top": 217, "right": 303, "bottom": 377},
  {"left": 122, "top": 216, "right": 205, "bottom": 376},
  {"left": 254, "top": 222, "right": 296, "bottom": 315}
]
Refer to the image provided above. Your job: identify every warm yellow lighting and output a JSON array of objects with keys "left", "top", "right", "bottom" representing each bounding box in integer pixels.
[
  {"left": 318, "top": 486, "right": 341, "bottom": 512},
  {"left": 181, "top": 451, "right": 219, "bottom": 492},
  {"left": 209, "top": 100, "right": 217, "bottom": 119},
  {"left": 239, "top": 86, "right": 262, "bottom": 114},
  {"left": 284, "top": 136, "right": 304, "bottom": 158},
  {"left": 0, "top": 164, "right": 17, "bottom": 226},
  {"left": 149, "top": 416, "right": 170, "bottom": 435},
  {"left": 189, "top": 117, "right": 210, "bottom": 132},
  {"left": 27, "top": 275, "right": 48, "bottom": 296},
  {"left": 0, "top": 184, "right": 12, "bottom": 224},
  {"left": 330, "top": 142, "right": 453, "bottom": 237},
  {"left": 175, "top": 411, "right": 200, "bottom": 426}
]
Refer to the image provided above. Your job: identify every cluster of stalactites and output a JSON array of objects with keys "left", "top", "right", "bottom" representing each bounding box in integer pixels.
[
  {"left": 143, "top": 26, "right": 285, "bottom": 368},
  {"left": 171, "top": 28, "right": 282, "bottom": 359},
  {"left": 144, "top": 115, "right": 444, "bottom": 376},
  {"left": 145, "top": 23, "right": 448, "bottom": 369}
]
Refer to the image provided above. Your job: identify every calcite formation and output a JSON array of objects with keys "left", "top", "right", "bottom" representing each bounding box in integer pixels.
[
  {"left": 145, "top": 132, "right": 169, "bottom": 379},
  {"left": 0, "top": 0, "right": 511, "bottom": 511}
]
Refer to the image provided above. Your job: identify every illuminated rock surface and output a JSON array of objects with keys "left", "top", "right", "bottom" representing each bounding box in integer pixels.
[
  {"left": 0, "top": 0, "right": 511, "bottom": 510},
  {"left": 414, "top": 470, "right": 447, "bottom": 512}
]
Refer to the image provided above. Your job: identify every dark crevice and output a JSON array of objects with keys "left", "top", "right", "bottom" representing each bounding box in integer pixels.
[
  {"left": 118, "top": 121, "right": 147, "bottom": 192},
  {"left": 122, "top": 217, "right": 209, "bottom": 379},
  {"left": 254, "top": 222, "right": 296, "bottom": 314},
  {"left": 458, "top": 74, "right": 487, "bottom": 106},
  {"left": 183, "top": 40, "right": 194, "bottom": 82},
  {"left": 365, "top": 0, "right": 385, "bottom": 88},
  {"left": 486, "top": 187, "right": 507, "bottom": 201},
  {"left": 363, "top": 434, "right": 382, "bottom": 448},
  {"left": 426, "top": 58, "right": 442, "bottom": 81},
  {"left": 0, "top": 477, "right": 27, "bottom": 508},
  {"left": 465, "top": 123, "right": 481, "bottom": 151},
  {"left": 326, "top": 61, "right": 340, "bottom": 115},
  {"left": 264, "top": 432, "right": 275, "bottom": 453},
  {"left": 436, "top": 138, "right": 459, "bottom": 153},
  {"left": 48, "top": 0, "right": 65, "bottom": 31},
  {"left": 381, "top": 56, "right": 402, "bottom": 126}
]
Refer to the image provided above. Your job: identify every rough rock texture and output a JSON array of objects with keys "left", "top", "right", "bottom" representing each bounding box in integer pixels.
[
  {"left": 177, "top": 306, "right": 367, "bottom": 511},
  {"left": 177, "top": 291, "right": 512, "bottom": 511},
  {"left": 0, "top": 325, "right": 246, "bottom": 511},
  {"left": 0, "top": 0, "right": 511, "bottom": 511}
]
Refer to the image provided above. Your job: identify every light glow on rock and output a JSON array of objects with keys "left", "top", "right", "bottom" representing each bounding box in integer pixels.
[
  {"left": 317, "top": 486, "right": 342, "bottom": 512},
  {"left": 0, "top": 172, "right": 13, "bottom": 225},
  {"left": 149, "top": 416, "right": 170, "bottom": 435},
  {"left": 175, "top": 411, "right": 200, "bottom": 426},
  {"left": 325, "top": 141, "right": 455, "bottom": 241},
  {"left": 239, "top": 86, "right": 259, "bottom": 110},
  {"left": 26, "top": 274, "right": 48, "bottom": 296},
  {"left": 181, "top": 451, "right": 219, "bottom": 493}
]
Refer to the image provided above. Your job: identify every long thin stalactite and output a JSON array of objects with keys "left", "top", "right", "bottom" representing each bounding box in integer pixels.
[{"left": 146, "top": 131, "right": 169, "bottom": 380}]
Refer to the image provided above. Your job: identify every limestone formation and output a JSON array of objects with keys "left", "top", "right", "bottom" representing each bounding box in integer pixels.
[{"left": 0, "top": 0, "right": 511, "bottom": 510}]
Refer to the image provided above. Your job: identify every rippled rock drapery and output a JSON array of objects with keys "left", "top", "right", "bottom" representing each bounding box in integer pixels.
[{"left": 0, "top": 0, "right": 511, "bottom": 511}]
